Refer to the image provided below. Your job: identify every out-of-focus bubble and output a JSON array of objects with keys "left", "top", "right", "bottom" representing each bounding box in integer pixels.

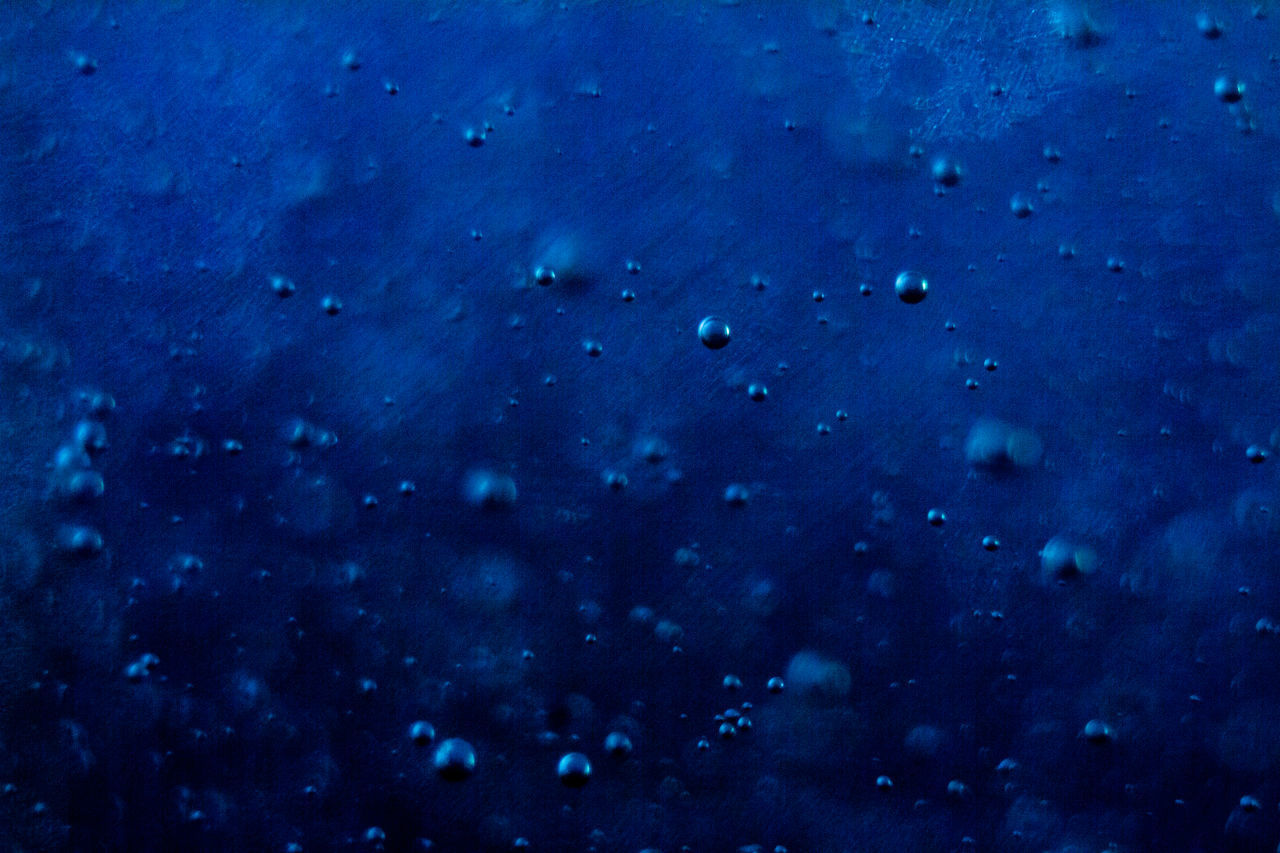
[
  {"left": 434, "top": 738, "right": 476, "bottom": 781},
  {"left": 784, "top": 650, "right": 851, "bottom": 701},
  {"left": 1039, "top": 536, "right": 1098, "bottom": 584},
  {"left": 462, "top": 469, "right": 518, "bottom": 510},
  {"left": 965, "top": 418, "right": 1043, "bottom": 471}
]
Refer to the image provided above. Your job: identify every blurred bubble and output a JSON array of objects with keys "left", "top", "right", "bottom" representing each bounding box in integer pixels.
[
  {"left": 964, "top": 418, "right": 1043, "bottom": 471},
  {"left": 784, "top": 650, "right": 851, "bottom": 701},
  {"left": 1039, "top": 536, "right": 1098, "bottom": 584},
  {"left": 434, "top": 738, "right": 476, "bottom": 781},
  {"left": 462, "top": 469, "right": 518, "bottom": 510},
  {"left": 557, "top": 752, "right": 592, "bottom": 787}
]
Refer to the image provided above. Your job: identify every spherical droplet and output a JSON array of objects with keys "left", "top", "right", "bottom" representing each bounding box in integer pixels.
[
  {"left": 698, "top": 316, "right": 732, "bottom": 350},
  {"left": 557, "top": 752, "right": 592, "bottom": 788},
  {"left": 894, "top": 271, "right": 928, "bottom": 304},
  {"left": 434, "top": 738, "right": 477, "bottom": 780}
]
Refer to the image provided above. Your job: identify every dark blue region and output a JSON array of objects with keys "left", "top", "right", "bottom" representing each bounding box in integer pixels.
[{"left": 1, "top": 0, "right": 1279, "bottom": 851}]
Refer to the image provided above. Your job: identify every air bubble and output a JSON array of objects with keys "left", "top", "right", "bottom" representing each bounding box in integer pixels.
[
  {"left": 894, "top": 271, "right": 928, "bottom": 304},
  {"left": 698, "top": 316, "right": 732, "bottom": 350}
]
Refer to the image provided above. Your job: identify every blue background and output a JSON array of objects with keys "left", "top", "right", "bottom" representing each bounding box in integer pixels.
[{"left": 2, "top": 1, "right": 1280, "bottom": 851}]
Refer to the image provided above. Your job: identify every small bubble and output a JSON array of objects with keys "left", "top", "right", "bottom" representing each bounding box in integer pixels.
[
  {"left": 410, "top": 721, "right": 436, "bottom": 746},
  {"left": 698, "top": 316, "right": 732, "bottom": 350},
  {"left": 894, "top": 271, "right": 928, "bottom": 304},
  {"left": 604, "top": 732, "right": 633, "bottom": 759},
  {"left": 931, "top": 156, "right": 962, "bottom": 187},
  {"left": 1081, "top": 719, "right": 1115, "bottom": 745},
  {"left": 557, "top": 752, "right": 592, "bottom": 788},
  {"left": 434, "top": 738, "right": 477, "bottom": 781},
  {"left": 1215, "top": 75, "right": 1245, "bottom": 103},
  {"left": 1196, "top": 11, "right": 1223, "bottom": 38},
  {"left": 270, "top": 275, "right": 297, "bottom": 297}
]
